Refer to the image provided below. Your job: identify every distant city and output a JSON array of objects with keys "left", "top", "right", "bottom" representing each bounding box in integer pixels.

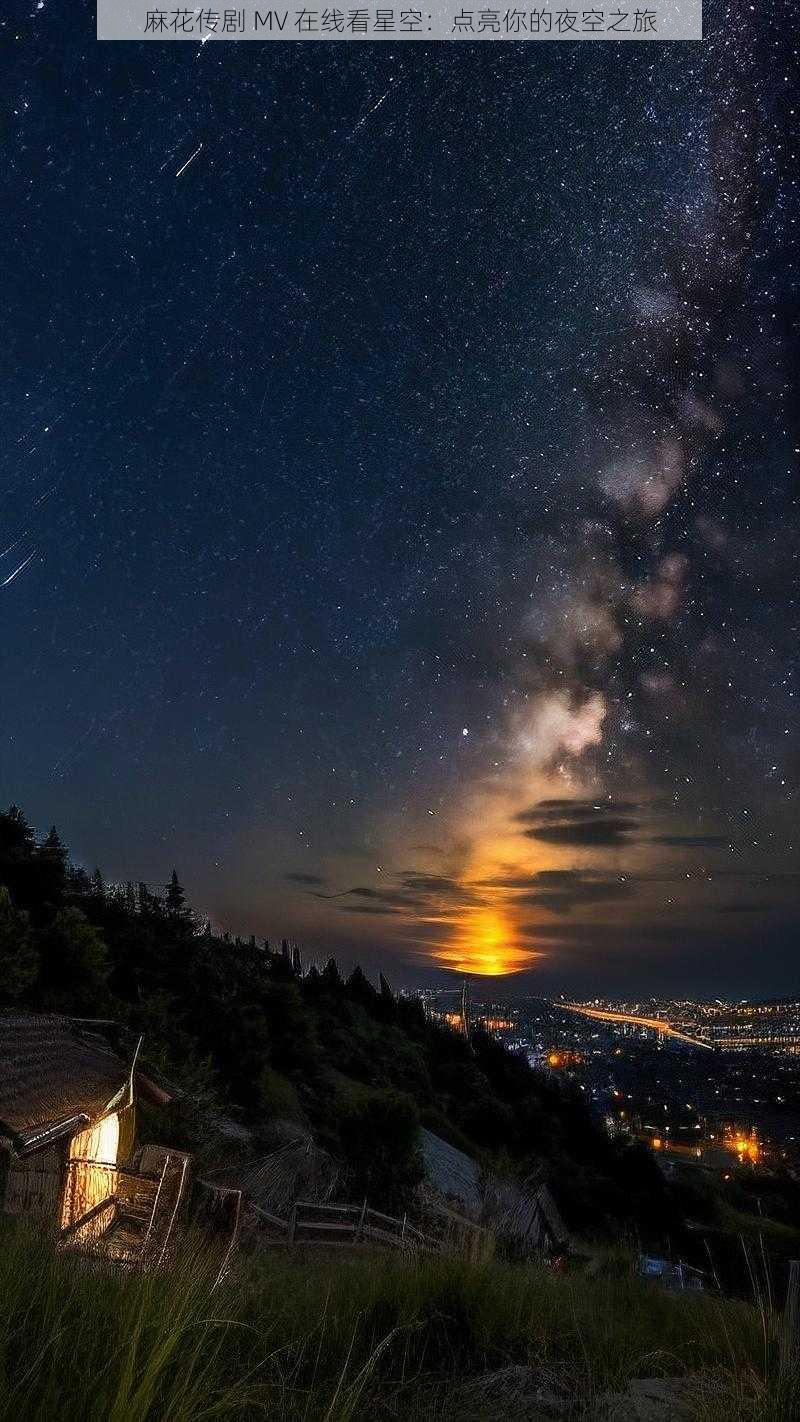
[{"left": 404, "top": 989, "right": 800, "bottom": 1181}]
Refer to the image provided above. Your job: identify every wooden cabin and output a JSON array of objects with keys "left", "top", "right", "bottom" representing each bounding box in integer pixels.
[
  {"left": 0, "top": 1014, "right": 190, "bottom": 1260},
  {"left": 419, "top": 1127, "right": 569, "bottom": 1256}
]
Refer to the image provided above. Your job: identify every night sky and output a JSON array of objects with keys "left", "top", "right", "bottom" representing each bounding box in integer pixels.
[{"left": 2, "top": 4, "right": 798, "bottom": 996}]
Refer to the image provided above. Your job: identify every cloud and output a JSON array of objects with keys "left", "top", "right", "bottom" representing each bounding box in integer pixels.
[
  {"left": 513, "top": 868, "right": 634, "bottom": 914},
  {"left": 346, "top": 905, "right": 405, "bottom": 916},
  {"left": 524, "top": 820, "right": 638, "bottom": 846},
  {"left": 284, "top": 871, "right": 327, "bottom": 887},
  {"left": 398, "top": 873, "right": 464, "bottom": 896},
  {"left": 651, "top": 834, "right": 730, "bottom": 848},
  {"left": 314, "top": 871, "right": 486, "bottom": 918},
  {"left": 522, "top": 798, "right": 641, "bottom": 819},
  {"left": 515, "top": 798, "right": 641, "bottom": 847},
  {"left": 470, "top": 867, "right": 635, "bottom": 914}
]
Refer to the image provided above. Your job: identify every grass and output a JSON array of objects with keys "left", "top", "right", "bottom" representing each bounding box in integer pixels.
[{"left": 0, "top": 1221, "right": 796, "bottom": 1420}]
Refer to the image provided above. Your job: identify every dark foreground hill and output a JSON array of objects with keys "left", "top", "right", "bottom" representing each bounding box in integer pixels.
[
  {"left": 0, "top": 804, "right": 676, "bottom": 1242},
  {"left": 2, "top": 1217, "right": 794, "bottom": 1422}
]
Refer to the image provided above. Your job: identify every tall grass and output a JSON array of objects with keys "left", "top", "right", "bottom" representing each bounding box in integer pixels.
[{"left": 0, "top": 1222, "right": 794, "bottom": 1420}]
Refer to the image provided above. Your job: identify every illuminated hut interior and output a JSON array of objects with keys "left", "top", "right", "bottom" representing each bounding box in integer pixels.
[{"left": 0, "top": 1014, "right": 189, "bottom": 1261}]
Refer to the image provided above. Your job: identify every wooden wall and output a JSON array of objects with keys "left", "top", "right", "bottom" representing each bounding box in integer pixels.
[{"left": 2, "top": 1142, "right": 65, "bottom": 1222}]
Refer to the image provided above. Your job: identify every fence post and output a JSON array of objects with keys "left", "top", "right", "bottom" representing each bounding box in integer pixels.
[
  {"left": 356, "top": 1198, "right": 367, "bottom": 1242},
  {"left": 288, "top": 1202, "right": 297, "bottom": 1246},
  {"left": 141, "top": 1154, "right": 170, "bottom": 1256}
]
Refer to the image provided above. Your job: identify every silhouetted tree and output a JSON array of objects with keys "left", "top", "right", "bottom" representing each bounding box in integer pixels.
[
  {"left": 0, "top": 886, "right": 38, "bottom": 1001},
  {"left": 39, "top": 906, "right": 110, "bottom": 1013},
  {"left": 322, "top": 958, "right": 342, "bottom": 990},
  {"left": 347, "top": 965, "right": 378, "bottom": 1011},
  {"left": 0, "top": 805, "right": 37, "bottom": 907},
  {"left": 67, "top": 865, "right": 91, "bottom": 896},
  {"left": 375, "top": 971, "right": 397, "bottom": 1023},
  {"left": 339, "top": 1089, "right": 423, "bottom": 1214},
  {"left": 165, "top": 869, "right": 190, "bottom": 922},
  {"left": 36, "top": 826, "right": 68, "bottom": 905}
]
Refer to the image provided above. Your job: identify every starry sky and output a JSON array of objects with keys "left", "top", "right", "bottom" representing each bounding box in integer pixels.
[{"left": 2, "top": 2, "right": 798, "bottom": 996}]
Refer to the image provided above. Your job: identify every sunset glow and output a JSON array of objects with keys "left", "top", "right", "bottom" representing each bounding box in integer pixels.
[{"left": 433, "top": 904, "right": 538, "bottom": 977}]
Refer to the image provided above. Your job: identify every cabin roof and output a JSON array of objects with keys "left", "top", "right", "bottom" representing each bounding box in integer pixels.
[
  {"left": 0, "top": 1014, "right": 129, "bottom": 1152},
  {"left": 420, "top": 1128, "right": 483, "bottom": 1213},
  {"left": 420, "top": 1128, "right": 569, "bottom": 1247},
  {"left": 205, "top": 1133, "right": 340, "bottom": 1215}
]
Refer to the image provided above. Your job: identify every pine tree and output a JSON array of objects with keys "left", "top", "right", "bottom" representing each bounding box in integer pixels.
[
  {"left": 376, "top": 971, "right": 397, "bottom": 1022},
  {"left": 165, "top": 869, "right": 188, "bottom": 919},
  {"left": 0, "top": 805, "right": 37, "bottom": 908},
  {"left": 322, "top": 957, "right": 342, "bottom": 990},
  {"left": 36, "top": 825, "right": 68, "bottom": 904},
  {"left": 347, "top": 964, "right": 377, "bottom": 1009},
  {"left": 0, "top": 805, "right": 35, "bottom": 857}
]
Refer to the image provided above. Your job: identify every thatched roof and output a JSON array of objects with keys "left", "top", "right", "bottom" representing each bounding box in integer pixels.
[
  {"left": 420, "top": 1129, "right": 568, "bottom": 1250},
  {"left": 204, "top": 1128, "right": 341, "bottom": 1215},
  {"left": 0, "top": 1014, "right": 129, "bottom": 1153}
]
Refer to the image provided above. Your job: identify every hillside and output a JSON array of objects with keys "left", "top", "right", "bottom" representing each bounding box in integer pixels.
[
  {"left": 0, "top": 804, "right": 677, "bottom": 1242},
  {"left": 1, "top": 1217, "right": 794, "bottom": 1422}
]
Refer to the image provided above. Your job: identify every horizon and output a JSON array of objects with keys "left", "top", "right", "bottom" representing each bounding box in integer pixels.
[{"left": 7, "top": 800, "right": 800, "bottom": 1005}]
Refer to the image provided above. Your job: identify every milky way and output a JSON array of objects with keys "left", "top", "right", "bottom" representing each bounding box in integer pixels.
[{"left": 2, "top": 4, "right": 797, "bottom": 994}]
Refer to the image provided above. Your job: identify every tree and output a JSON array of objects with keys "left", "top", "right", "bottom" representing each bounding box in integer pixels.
[
  {"left": 165, "top": 869, "right": 190, "bottom": 923},
  {"left": 375, "top": 971, "right": 397, "bottom": 1024},
  {"left": 346, "top": 965, "right": 378, "bottom": 1011},
  {"left": 35, "top": 826, "right": 68, "bottom": 905},
  {"left": 67, "top": 865, "right": 91, "bottom": 896},
  {"left": 339, "top": 1089, "right": 423, "bottom": 1214},
  {"left": 0, "top": 886, "right": 38, "bottom": 1001},
  {"left": 0, "top": 805, "right": 37, "bottom": 908},
  {"left": 0, "top": 805, "right": 35, "bottom": 860},
  {"left": 322, "top": 958, "right": 342, "bottom": 991},
  {"left": 39, "top": 906, "right": 110, "bottom": 1012}
]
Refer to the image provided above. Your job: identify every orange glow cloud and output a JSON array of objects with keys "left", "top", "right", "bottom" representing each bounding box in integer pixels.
[
  {"left": 428, "top": 691, "right": 609, "bottom": 976},
  {"left": 433, "top": 904, "right": 539, "bottom": 976}
]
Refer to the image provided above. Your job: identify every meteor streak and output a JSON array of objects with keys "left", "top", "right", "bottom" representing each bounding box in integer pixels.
[
  {"left": 1, "top": 552, "right": 36, "bottom": 587},
  {"left": 176, "top": 143, "right": 204, "bottom": 179}
]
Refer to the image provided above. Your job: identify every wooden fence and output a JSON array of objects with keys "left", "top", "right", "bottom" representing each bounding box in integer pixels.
[{"left": 250, "top": 1197, "right": 439, "bottom": 1252}]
